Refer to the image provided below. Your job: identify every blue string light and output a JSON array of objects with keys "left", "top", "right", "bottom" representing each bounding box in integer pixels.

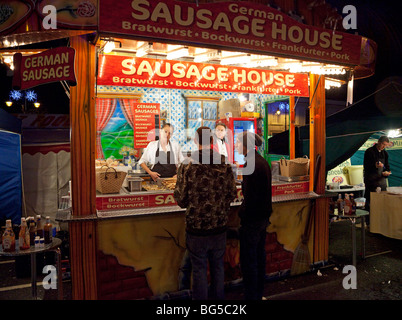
[
  {"left": 9, "top": 90, "right": 23, "bottom": 101},
  {"left": 25, "top": 90, "right": 37, "bottom": 102},
  {"left": 9, "top": 89, "right": 38, "bottom": 101}
]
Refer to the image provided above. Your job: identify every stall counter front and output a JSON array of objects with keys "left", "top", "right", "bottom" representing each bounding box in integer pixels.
[{"left": 90, "top": 180, "right": 321, "bottom": 300}]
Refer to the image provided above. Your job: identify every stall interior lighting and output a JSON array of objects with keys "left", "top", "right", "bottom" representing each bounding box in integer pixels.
[
  {"left": 166, "top": 45, "right": 189, "bottom": 60},
  {"left": 193, "top": 49, "right": 221, "bottom": 62},
  {"left": 100, "top": 38, "right": 122, "bottom": 54},
  {"left": 5, "top": 101, "right": 12, "bottom": 107},
  {"left": 247, "top": 55, "right": 278, "bottom": 68},
  {"left": 289, "top": 62, "right": 346, "bottom": 75},
  {"left": 325, "top": 79, "right": 343, "bottom": 89},
  {"left": 136, "top": 42, "right": 153, "bottom": 57},
  {"left": 221, "top": 54, "right": 251, "bottom": 65},
  {"left": 103, "top": 41, "right": 115, "bottom": 53}
]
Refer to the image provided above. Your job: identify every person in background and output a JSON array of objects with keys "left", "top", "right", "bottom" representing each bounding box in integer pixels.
[
  {"left": 139, "top": 123, "right": 184, "bottom": 181},
  {"left": 213, "top": 122, "right": 231, "bottom": 162},
  {"left": 235, "top": 131, "right": 272, "bottom": 300},
  {"left": 363, "top": 135, "right": 392, "bottom": 213},
  {"left": 174, "top": 127, "right": 237, "bottom": 300}
]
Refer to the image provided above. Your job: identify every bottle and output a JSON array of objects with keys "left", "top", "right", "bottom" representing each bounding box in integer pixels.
[
  {"left": 44, "top": 216, "right": 53, "bottom": 244},
  {"left": 19, "top": 218, "right": 30, "bottom": 250},
  {"left": 29, "top": 217, "right": 37, "bottom": 246},
  {"left": 344, "top": 194, "right": 351, "bottom": 215},
  {"left": 34, "top": 236, "right": 40, "bottom": 248},
  {"left": 36, "top": 215, "right": 44, "bottom": 238},
  {"left": 2, "top": 220, "right": 16, "bottom": 252},
  {"left": 336, "top": 194, "right": 344, "bottom": 215},
  {"left": 350, "top": 194, "right": 357, "bottom": 215}
]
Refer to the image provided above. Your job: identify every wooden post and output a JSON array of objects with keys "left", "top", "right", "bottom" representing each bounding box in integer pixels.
[
  {"left": 309, "top": 74, "right": 328, "bottom": 263},
  {"left": 69, "top": 35, "right": 98, "bottom": 300},
  {"left": 289, "top": 96, "right": 295, "bottom": 159}
]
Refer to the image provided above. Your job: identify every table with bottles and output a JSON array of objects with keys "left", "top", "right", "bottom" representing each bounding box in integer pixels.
[
  {"left": 0, "top": 217, "right": 63, "bottom": 300},
  {"left": 0, "top": 237, "right": 63, "bottom": 300}
]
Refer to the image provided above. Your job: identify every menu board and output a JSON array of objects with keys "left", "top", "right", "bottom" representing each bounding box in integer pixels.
[{"left": 133, "top": 103, "right": 160, "bottom": 148}]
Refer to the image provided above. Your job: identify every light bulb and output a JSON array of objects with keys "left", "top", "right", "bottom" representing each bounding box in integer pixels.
[{"left": 104, "top": 41, "right": 115, "bottom": 53}]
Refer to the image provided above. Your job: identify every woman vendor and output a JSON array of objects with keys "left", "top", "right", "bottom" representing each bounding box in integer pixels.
[{"left": 139, "top": 123, "right": 184, "bottom": 181}]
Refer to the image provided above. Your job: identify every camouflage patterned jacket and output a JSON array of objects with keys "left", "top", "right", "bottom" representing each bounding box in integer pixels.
[{"left": 174, "top": 149, "right": 237, "bottom": 236}]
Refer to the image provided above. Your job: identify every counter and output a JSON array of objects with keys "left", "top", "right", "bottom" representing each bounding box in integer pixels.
[
  {"left": 94, "top": 180, "right": 310, "bottom": 214},
  {"left": 57, "top": 180, "right": 325, "bottom": 299}
]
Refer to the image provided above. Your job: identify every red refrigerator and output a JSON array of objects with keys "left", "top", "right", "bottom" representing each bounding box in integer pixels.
[{"left": 217, "top": 117, "right": 257, "bottom": 165}]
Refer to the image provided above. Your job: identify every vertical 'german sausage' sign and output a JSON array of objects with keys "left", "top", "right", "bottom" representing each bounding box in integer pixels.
[{"left": 12, "top": 47, "right": 77, "bottom": 90}]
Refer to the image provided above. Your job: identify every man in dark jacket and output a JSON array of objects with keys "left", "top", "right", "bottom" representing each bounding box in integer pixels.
[
  {"left": 363, "top": 136, "right": 392, "bottom": 212},
  {"left": 174, "top": 127, "right": 237, "bottom": 300},
  {"left": 236, "top": 131, "right": 272, "bottom": 300}
]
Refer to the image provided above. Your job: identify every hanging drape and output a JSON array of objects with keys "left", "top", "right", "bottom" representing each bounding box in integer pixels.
[
  {"left": 95, "top": 98, "right": 117, "bottom": 159},
  {"left": 119, "top": 98, "right": 139, "bottom": 129}
]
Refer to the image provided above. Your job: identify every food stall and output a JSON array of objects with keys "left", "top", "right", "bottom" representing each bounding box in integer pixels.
[{"left": 0, "top": 0, "right": 376, "bottom": 300}]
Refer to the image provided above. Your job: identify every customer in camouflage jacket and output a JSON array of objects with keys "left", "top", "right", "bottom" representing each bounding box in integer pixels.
[{"left": 174, "top": 126, "right": 237, "bottom": 300}]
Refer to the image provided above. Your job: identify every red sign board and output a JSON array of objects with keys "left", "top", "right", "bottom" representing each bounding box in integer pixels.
[
  {"left": 133, "top": 103, "right": 160, "bottom": 148},
  {"left": 99, "top": 0, "right": 362, "bottom": 66},
  {"left": 272, "top": 181, "right": 309, "bottom": 196},
  {"left": 12, "top": 47, "right": 77, "bottom": 90},
  {"left": 96, "top": 182, "right": 309, "bottom": 211},
  {"left": 97, "top": 55, "right": 309, "bottom": 96},
  {"left": 96, "top": 193, "right": 177, "bottom": 211}
]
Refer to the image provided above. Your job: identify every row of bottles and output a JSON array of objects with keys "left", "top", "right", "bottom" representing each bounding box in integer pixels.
[
  {"left": 1, "top": 216, "right": 52, "bottom": 252},
  {"left": 330, "top": 193, "right": 357, "bottom": 216}
]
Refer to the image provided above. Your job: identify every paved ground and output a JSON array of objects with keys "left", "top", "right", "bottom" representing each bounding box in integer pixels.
[
  {"left": 0, "top": 219, "right": 401, "bottom": 301},
  {"left": 227, "top": 219, "right": 402, "bottom": 300}
]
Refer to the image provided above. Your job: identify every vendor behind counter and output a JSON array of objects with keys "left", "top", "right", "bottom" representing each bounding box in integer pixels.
[{"left": 139, "top": 123, "right": 184, "bottom": 181}]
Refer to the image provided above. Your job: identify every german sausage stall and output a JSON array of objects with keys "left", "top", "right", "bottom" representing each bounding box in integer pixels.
[{"left": 0, "top": 0, "right": 376, "bottom": 300}]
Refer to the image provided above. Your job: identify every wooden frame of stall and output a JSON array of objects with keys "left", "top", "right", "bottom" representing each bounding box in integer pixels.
[{"left": 67, "top": 40, "right": 328, "bottom": 300}]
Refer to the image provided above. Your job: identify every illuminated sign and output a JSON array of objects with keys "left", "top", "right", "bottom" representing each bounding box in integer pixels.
[
  {"left": 97, "top": 55, "right": 309, "bottom": 97},
  {"left": 12, "top": 47, "right": 77, "bottom": 90},
  {"left": 99, "top": 0, "right": 362, "bottom": 66}
]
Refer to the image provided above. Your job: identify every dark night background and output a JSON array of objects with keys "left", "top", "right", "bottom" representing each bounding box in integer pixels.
[
  {"left": 326, "top": 0, "right": 402, "bottom": 101},
  {"left": 0, "top": 0, "right": 401, "bottom": 115}
]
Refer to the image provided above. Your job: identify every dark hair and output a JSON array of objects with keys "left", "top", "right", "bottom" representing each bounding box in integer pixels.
[
  {"left": 215, "top": 122, "right": 227, "bottom": 129},
  {"left": 162, "top": 123, "right": 174, "bottom": 131},
  {"left": 237, "top": 132, "right": 263, "bottom": 150},
  {"left": 195, "top": 127, "right": 213, "bottom": 146},
  {"left": 378, "top": 136, "right": 389, "bottom": 143}
]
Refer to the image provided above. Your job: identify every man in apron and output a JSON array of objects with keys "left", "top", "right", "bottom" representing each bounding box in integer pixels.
[{"left": 139, "top": 123, "right": 184, "bottom": 181}]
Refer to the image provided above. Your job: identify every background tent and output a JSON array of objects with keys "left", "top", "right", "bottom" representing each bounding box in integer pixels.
[
  {"left": 0, "top": 109, "right": 22, "bottom": 225},
  {"left": 268, "top": 80, "right": 402, "bottom": 172},
  {"left": 15, "top": 114, "right": 71, "bottom": 226}
]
